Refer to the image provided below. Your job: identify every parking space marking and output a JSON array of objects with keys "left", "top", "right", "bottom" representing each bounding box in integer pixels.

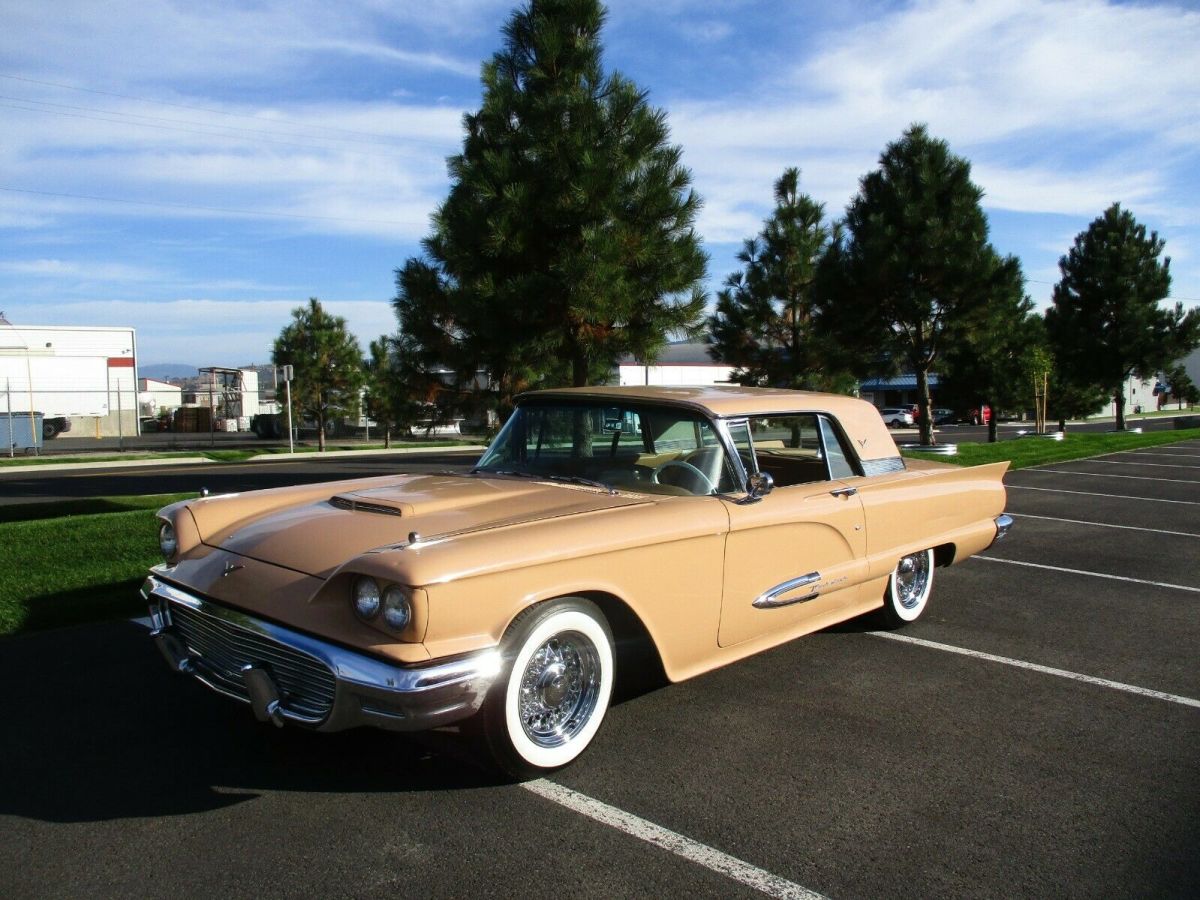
[
  {"left": 1115, "top": 450, "right": 1200, "bottom": 459},
  {"left": 1087, "top": 459, "right": 1200, "bottom": 470},
  {"left": 869, "top": 632, "right": 1200, "bottom": 709},
  {"left": 523, "top": 779, "right": 827, "bottom": 900},
  {"left": 1008, "top": 512, "right": 1199, "bottom": 538},
  {"left": 976, "top": 556, "right": 1200, "bottom": 593},
  {"left": 1007, "top": 485, "right": 1200, "bottom": 505},
  {"left": 1024, "top": 469, "right": 1200, "bottom": 485}
]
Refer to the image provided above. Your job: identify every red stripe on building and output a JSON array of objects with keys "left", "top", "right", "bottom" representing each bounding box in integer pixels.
[{"left": 107, "top": 357, "right": 135, "bottom": 368}]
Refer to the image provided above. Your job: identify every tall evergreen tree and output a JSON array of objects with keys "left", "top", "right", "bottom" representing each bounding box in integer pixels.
[
  {"left": 707, "top": 168, "right": 849, "bottom": 391},
  {"left": 817, "top": 124, "right": 999, "bottom": 445},
  {"left": 1045, "top": 203, "right": 1200, "bottom": 430},
  {"left": 272, "top": 298, "right": 364, "bottom": 452},
  {"left": 395, "top": 0, "right": 707, "bottom": 412},
  {"left": 939, "top": 254, "right": 1038, "bottom": 442}
]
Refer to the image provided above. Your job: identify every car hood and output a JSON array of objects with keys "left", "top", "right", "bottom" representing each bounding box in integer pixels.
[{"left": 189, "top": 473, "right": 652, "bottom": 578}]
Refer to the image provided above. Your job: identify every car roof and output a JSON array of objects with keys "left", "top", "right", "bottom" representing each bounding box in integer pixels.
[{"left": 517, "top": 385, "right": 902, "bottom": 462}]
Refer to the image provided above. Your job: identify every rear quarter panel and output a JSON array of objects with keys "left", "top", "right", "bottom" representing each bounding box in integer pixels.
[{"left": 855, "top": 460, "right": 1009, "bottom": 582}]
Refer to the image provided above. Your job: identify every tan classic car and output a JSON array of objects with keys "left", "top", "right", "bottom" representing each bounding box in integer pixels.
[{"left": 144, "top": 386, "right": 1011, "bottom": 777}]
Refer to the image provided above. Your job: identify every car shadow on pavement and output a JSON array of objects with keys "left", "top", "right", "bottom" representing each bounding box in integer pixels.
[{"left": 0, "top": 619, "right": 508, "bottom": 824}]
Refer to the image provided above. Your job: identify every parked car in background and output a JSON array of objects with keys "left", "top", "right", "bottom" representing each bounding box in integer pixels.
[
  {"left": 879, "top": 407, "right": 914, "bottom": 428},
  {"left": 144, "top": 385, "right": 1011, "bottom": 778}
]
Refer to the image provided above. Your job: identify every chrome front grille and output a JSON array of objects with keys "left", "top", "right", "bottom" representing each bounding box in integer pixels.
[{"left": 168, "top": 602, "right": 336, "bottom": 722}]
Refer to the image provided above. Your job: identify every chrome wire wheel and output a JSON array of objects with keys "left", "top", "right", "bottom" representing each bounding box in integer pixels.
[
  {"left": 894, "top": 551, "right": 932, "bottom": 610},
  {"left": 486, "top": 598, "right": 615, "bottom": 778},
  {"left": 880, "top": 548, "right": 935, "bottom": 626},
  {"left": 517, "top": 632, "right": 602, "bottom": 748}
]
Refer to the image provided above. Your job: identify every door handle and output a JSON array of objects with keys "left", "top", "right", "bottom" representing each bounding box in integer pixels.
[{"left": 830, "top": 487, "right": 857, "bottom": 498}]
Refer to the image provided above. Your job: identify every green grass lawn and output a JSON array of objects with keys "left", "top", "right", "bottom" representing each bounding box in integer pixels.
[
  {"left": 0, "top": 507, "right": 164, "bottom": 636},
  {"left": 905, "top": 427, "right": 1200, "bottom": 469}
]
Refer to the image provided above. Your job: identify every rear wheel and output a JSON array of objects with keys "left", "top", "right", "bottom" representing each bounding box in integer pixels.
[
  {"left": 481, "top": 598, "right": 614, "bottom": 780},
  {"left": 876, "top": 549, "right": 934, "bottom": 628},
  {"left": 42, "top": 420, "right": 61, "bottom": 440}
]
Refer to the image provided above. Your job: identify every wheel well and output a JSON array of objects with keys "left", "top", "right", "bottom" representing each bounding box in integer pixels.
[
  {"left": 574, "top": 591, "right": 668, "bottom": 700},
  {"left": 933, "top": 543, "right": 956, "bottom": 567}
]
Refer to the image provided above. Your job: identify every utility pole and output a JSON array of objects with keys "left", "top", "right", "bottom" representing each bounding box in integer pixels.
[{"left": 281, "top": 364, "right": 294, "bottom": 454}]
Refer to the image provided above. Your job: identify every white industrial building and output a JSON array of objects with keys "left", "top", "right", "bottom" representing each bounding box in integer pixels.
[
  {"left": 0, "top": 318, "right": 138, "bottom": 439},
  {"left": 617, "top": 341, "right": 732, "bottom": 386},
  {"left": 138, "top": 378, "right": 184, "bottom": 417}
]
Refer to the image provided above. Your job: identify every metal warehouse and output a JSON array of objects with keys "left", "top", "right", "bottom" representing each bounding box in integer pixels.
[{"left": 0, "top": 317, "right": 138, "bottom": 439}]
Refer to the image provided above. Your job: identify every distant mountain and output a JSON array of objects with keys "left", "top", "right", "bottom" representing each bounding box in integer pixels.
[{"left": 141, "top": 363, "right": 198, "bottom": 380}]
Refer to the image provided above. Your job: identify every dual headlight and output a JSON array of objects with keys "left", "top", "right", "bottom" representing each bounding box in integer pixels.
[{"left": 352, "top": 576, "right": 412, "bottom": 632}]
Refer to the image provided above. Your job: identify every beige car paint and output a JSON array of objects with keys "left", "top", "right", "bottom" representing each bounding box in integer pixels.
[{"left": 152, "top": 386, "right": 1009, "bottom": 686}]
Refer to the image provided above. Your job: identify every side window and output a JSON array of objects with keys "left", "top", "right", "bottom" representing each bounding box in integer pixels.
[
  {"left": 818, "top": 415, "right": 861, "bottom": 480},
  {"left": 746, "top": 414, "right": 829, "bottom": 487}
]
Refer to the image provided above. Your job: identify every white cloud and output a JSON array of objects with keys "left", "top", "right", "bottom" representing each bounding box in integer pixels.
[{"left": 675, "top": 0, "right": 1200, "bottom": 231}]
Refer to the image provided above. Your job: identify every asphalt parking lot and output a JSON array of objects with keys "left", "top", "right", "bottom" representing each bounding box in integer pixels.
[{"left": 2, "top": 441, "right": 1197, "bottom": 899}]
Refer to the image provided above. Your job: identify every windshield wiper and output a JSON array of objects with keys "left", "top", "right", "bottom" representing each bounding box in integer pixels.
[
  {"left": 543, "top": 474, "right": 617, "bottom": 495},
  {"left": 471, "top": 468, "right": 616, "bottom": 494}
]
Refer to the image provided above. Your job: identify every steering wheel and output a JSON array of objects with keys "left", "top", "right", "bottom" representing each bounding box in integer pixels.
[{"left": 651, "top": 459, "right": 717, "bottom": 495}]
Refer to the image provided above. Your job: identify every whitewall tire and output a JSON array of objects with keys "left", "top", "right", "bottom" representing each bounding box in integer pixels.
[
  {"left": 482, "top": 598, "right": 614, "bottom": 779},
  {"left": 878, "top": 548, "right": 935, "bottom": 627}
]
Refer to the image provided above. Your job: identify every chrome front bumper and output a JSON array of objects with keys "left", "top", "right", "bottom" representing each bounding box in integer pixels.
[{"left": 141, "top": 576, "right": 499, "bottom": 733}]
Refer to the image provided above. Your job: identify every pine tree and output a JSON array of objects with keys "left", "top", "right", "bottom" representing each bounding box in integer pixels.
[
  {"left": 707, "top": 168, "right": 849, "bottom": 391},
  {"left": 1046, "top": 203, "right": 1200, "bottom": 430},
  {"left": 272, "top": 298, "right": 364, "bottom": 452},
  {"left": 817, "top": 124, "right": 999, "bottom": 445},
  {"left": 938, "top": 254, "right": 1037, "bottom": 442},
  {"left": 395, "top": 0, "right": 706, "bottom": 413}
]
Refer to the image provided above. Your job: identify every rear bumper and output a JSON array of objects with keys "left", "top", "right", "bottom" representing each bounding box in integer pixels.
[
  {"left": 142, "top": 575, "right": 499, "bottom": 733},
  {"left": 989, "top": 513, "right": 1014, "bottom": 547}
]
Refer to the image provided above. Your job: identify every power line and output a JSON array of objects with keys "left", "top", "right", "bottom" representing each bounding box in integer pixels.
[
  {"left": 0, "top": 72, "right": 428, "bottom": 143},
  {"left": 0, "top": 93, "right": 418, "bottom": 150},
  {"left": 0, "top": 185, "right": 418, "bottom": 227},
  {"left": 1026, "top": 278, "right": 1197, "bottom": 303},
  {"left": 0, "top": 101, "right": 440, "bottom": 161}
]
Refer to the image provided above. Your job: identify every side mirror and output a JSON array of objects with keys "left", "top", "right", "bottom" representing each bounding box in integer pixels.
[{"left": 745, "top": 471, "right": 774, "bottom": 502}]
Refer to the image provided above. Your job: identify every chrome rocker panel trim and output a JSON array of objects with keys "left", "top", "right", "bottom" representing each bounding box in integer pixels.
[{"left": 141, "top": 575, "right": 499, "bottom": 733}]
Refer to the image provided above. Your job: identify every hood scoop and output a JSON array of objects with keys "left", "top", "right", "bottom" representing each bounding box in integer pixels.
[{"left": 329, "top": 494, "right": 403, "bottom": 517}]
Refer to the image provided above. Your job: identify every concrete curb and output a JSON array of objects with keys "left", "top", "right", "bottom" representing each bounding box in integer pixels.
[{"left": 0, "top": 445, "right": 486, "bottom": 476}]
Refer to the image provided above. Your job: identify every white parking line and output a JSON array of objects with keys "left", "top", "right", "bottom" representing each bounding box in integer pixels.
[
  {"left": 1008, "top": 513, "right": 1200, "bottom": 538},
  {"left": 976, "top": 556, "right": 1200, "bottom": 593},
  {"left": 1086, "top": 459, "right": 1200, "bottom": 470},
  {"left": 1024, "top": 469, "right": 1200, "bottom": 485},
  {"left": 1115, "top": 451, "right": 1200, "bottom": 460},
  {"left": 869, "top": 632, "right": 1200, "bottom": 709},
  {"left": 523, "top": 779, "right": 827, "bottom": 900},
  {"left": 1007, "top": 485, "right": 1200, "bottom": 505}
]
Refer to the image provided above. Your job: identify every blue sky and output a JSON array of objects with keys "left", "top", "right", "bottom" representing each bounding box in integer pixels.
[{"left": 2, "top": 0, "right": 1198, "bottom": 367}]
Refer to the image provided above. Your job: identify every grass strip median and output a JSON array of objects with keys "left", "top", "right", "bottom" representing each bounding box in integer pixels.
[
  {"left": 0, "top": 494, "right": 194, "bottom": 636},
  {"left": 904, "top": 427, "right": 1200, "bottom": 469}
]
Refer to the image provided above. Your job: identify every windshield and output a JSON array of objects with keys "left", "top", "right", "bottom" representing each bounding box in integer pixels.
[{"left": 475, "top": 401, "right": 743, "bottom": 496}]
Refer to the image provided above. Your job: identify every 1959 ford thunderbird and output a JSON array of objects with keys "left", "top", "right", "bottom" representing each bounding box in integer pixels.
[{"left": 144, "top": 385, "right": 1011, "bottom": 777}]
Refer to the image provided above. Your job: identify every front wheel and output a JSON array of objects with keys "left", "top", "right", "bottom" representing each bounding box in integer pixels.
[
  {"left": 481, "top": 598, "right": 614, "bottom": 780},
  {"left": 876, "top": 548, "right": 935, "bottom": 628}
]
